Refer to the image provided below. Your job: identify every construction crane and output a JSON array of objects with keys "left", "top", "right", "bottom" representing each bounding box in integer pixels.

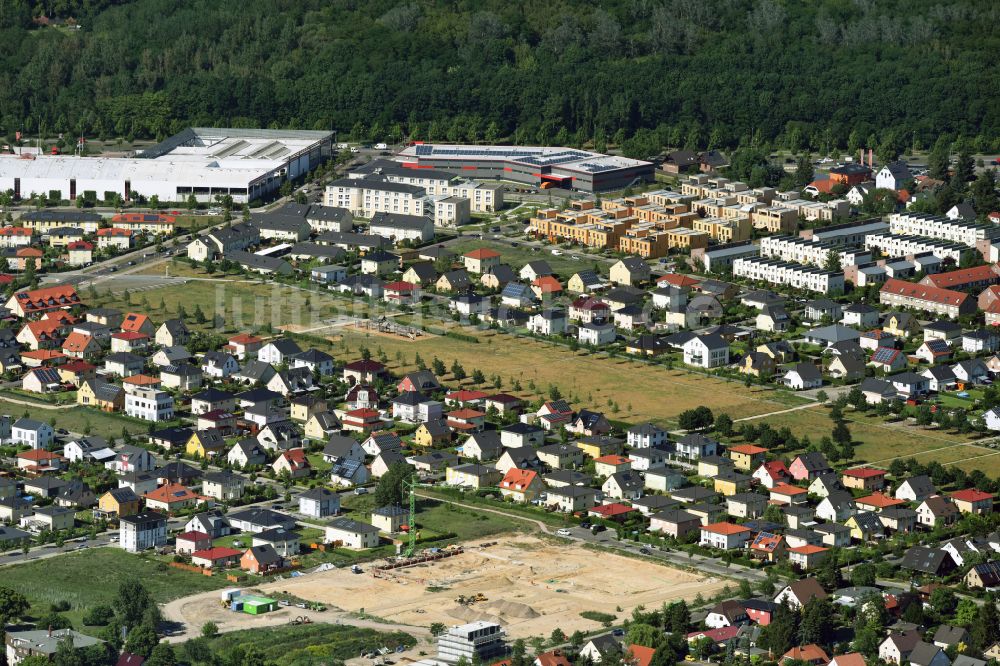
[
  {"left": 399, "top": 478, "right": 505, "bottom": 559},
  {"left": 402, "top": 475, "right": 418, "bottom": 558}
]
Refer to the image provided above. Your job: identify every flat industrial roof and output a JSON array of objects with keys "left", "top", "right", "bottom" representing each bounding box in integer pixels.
[
  {"left": 398, "top": 143, "right": 651, "bottom": 174},
  {"left": 0, "top": 128, "right": 332, "bottom": 188}
]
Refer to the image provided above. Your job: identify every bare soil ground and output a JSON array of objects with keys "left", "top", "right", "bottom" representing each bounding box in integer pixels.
[
  {"left": 163, "top": 536, "right": 724, "bottom": 640},
  {"left": 266, "top": 535, "right": 722, "bottom": 638}
]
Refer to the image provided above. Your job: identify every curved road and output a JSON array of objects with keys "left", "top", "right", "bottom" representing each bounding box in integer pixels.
[{"left": 160, "top": 588, "right": 432, "bottom": 645}]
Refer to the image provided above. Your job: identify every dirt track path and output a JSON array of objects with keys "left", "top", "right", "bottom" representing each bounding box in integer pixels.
[
  {"left": 159, "top": 588, "right": 432, "bottom": 645},
  {"left": 414, "top": 491, "right": 554, "bottom": 534}
]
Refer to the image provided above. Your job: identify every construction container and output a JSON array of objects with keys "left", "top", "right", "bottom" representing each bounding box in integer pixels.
[{"left": 240, "top": 595, "right": 278, "bottom": 615}]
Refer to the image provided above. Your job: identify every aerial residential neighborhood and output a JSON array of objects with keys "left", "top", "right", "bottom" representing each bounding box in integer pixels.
[{"left": 3, "top": 3, "right": 1000, "bottom": 666}]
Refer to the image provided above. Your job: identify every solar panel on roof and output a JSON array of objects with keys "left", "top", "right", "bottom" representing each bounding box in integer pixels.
[{"left": 872, "top": 348, "right": 898, "bottom": 363}]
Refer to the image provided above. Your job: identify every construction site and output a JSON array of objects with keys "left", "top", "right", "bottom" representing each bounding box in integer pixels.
[{"left": 255, "top": 534, "right": 726, "bottom": 639}]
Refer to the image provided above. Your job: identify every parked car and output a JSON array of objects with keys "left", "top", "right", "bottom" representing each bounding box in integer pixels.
[{"left": 556, "top": 528, "right": 572, "bottom": 537}]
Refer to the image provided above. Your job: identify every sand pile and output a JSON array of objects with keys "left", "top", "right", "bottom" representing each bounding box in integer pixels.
[{"left": 481, "top": 600, "right": 539, "bottom": 619}]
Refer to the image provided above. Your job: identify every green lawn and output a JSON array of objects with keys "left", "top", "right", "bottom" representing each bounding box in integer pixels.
[
  {"left": 0, "top": 398, "right": 148, "bottom": 440},
  {"left": 196, "top": 623, "right": 417, "bottom": 666},
  {"left": 445, "top": 237, "right": 605, "bottom": 278},
  {"left": 2, "top": 547, "right": 231, "bottom": 631}
]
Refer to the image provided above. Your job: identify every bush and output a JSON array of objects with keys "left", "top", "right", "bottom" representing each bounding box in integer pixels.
[
  {"left": 579, "top": 610, "right": 616, "bottom": 623},
  {"left": 201, "top": 621, "right": 219, "bottom": 638}
]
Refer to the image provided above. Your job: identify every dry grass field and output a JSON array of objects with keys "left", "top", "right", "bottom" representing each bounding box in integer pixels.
[
  {"left": 95, "top": 277, "right": 802, "bottom": 425},
  {"left": 327, "top": 326, "right": 802, "bottom": 424},
  {"left": 756, "top": 406, "right": 997, "bottom": 472}
]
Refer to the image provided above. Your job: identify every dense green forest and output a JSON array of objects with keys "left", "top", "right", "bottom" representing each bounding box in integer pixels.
[{"left": 2, "top": 0, "right": 1000, "bottom": 156}]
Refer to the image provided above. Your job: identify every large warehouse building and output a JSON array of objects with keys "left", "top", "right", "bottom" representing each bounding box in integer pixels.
[
  {"left": 395, "top": 143, "right": 654, "bottom": 193},
  {"left": 0, "top": 128, "right": 333, "bottom": 204}
]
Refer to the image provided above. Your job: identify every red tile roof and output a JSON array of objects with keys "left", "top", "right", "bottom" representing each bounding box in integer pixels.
[
  {"left": 500, "top": 468, "right": 539, "bottom": 491},
  {"left": 589, "top": 503, "right": 636, "bottom": 518},
  {"left": 17, "top": 449, "right": 61, "bottom": 461},
  {"left": 531, "top": 276, "right": 563, "bottom": 293},
  {"left": 729, "top": 444, "right": 768, "bottom": 455},
  {"left": 782, "top": 645, "right": 829, "bottom": 663},
  {"left": 657, "top": 274, "right": 700, "bottom": 288},
  {"left": 951, "top": 488, "right": 994, "bottom": 503},
  {"left": 626, "top": 645, "right": 655, "bottom": 666},
  {"left": 61, "top": 360, "right": 95, "bottom": 373},
  {"left": 176, "top": 530, "right": 211, "bottom": 542},
  {"left": 843, "top": 467, "right": 886, "bottom": 479},
  {"left": 881, "top": 278, "right": 971, "bottom": 307},
  {"left": 702, "top": 522, "right": 751, "bottom": 536},
  {"left": 788, "top": 545, "right": 829, "bottom": 555},
  {"left": 771, "top": 483, "right": 807, "bottom": 496},
  {"left": 448, "top": 408, "right": 486, "bottom": 420},
  {"left": 464, "top": 248, "right": 501, "bottom": 260},
  {"left": 10, "top": 285, "right": 80, "bottom": 315},
  {"left": 96, "top": 227, "right": 132, "bottom": 237},
  {"left": 856, "top": 492, "right": 904, "bottom": 509},
  {"left": 595, "top": 455, "right": 631, "bottom": 465},
  {"left": 923, "top": 264, "right": 1000, "bottom": 289},
  {"left": 112, "top": 331, "right": 149, "bottom": 341},
  {"left": 120, "top": 313, "right": 151, "bottom": 333},
  {"left": 144, "top": 483, "right": 198, "bottom": 504},
  {"left": 446, "top": 390, "right": 488, "bottom": 401},
  {"left": 191, "top": 547, "right": 242, "bottom": 561}
]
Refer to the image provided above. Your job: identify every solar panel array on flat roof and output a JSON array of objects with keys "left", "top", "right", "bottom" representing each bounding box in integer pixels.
[{"left": 212, "top": 139, "right": 249, "bottom": 159}]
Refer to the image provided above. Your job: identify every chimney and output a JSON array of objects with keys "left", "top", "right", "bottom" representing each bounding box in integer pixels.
[
  {"left": 869, "top": 149, "right": 873, "bottom": 169},
  {"left": 859, "top": 148, "right": 863, "bottom": 164}
]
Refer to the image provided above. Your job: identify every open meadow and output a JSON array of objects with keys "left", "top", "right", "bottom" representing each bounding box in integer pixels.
[
  {"left": 2, "top": 548, "right": 230, "bottom": 632},
  {"left": 91, "top": 276, "right": 805, "bottom": 425},
  {"left": 754, "top": 406, "right": 1000, "bottom": 474}
]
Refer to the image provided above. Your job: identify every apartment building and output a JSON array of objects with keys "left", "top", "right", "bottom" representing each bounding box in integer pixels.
[
  {"left": 864, "top": 233, "right": 970, "bottom": 264},
  {"left": 879, "top": 278, "right": 976, "bottom": 318},
  {"left": 430, "top": 196, "right": 471, "bottom": 227},
  {"left": 619, "top": 226, "right": 671, "bottom": 258},
  {"left": 350, "top": 160, "right": 503, "bottom": 212},
  {"left": 732, "top": 257, "right": 845, "bottom": 294},
  {"left": 691, "top": 241, "right": 760, "bottom": 273},
  {"left": 646, "top": 189, "right": 697, "bottom": 208},
  {"left": 889, "top": 212, "right": 1000, "bottom": 247},
  {"left": 326, "top": 176, "right": 428, "bottom": 218},
  {"left": 692, "top": 216, "right": 752, "bottom": 243},
  {"left": 529, "top": 208, "right": 632, "bottom": 249},
  {"left": 667, "top": 228, "right": 709, "bottom": 250},
  {"left": 782, "top": 198, "right": 850, "bottom": 222},
  {"left": 759, "top": 236, "right": 870, "bottom": 268},
  {"left": 691, "top": 197, "right": 739, "bottom": 218},
  {"left": 801, "top": 218, "right": 889, "bottom": 245},
  {"left": 751, "top": 206, "right": 799, "bottom": 233}
]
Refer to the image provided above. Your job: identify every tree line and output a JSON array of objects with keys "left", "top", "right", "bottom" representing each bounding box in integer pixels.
[{"left": 1, "top": 0, "right": 1000, "bottom": 157}]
